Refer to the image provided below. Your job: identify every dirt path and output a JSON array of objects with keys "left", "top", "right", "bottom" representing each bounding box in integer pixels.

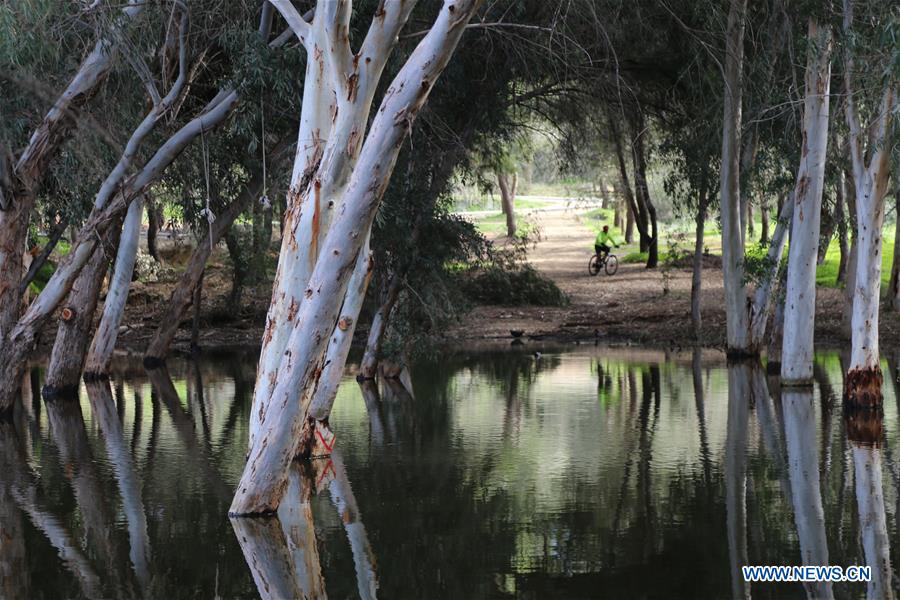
[{"left": 452, "top": 208, "right": 899, "bottom": 351}]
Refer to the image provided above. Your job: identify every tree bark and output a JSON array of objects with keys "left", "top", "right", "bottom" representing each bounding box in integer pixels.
[
  {"left": 842, "top": 0, "right": 895, "bottom": 407},
  {"left": 83, "top": 197, "right": 144, "bottom": 376},
  {"left": 627, "top": 109, "right": 655, "bottom": 262},
  {"left": 146, "top": 196, "right": 161, "bottom": 262},
  {"left": 0, "top": 9, "right": 283, "bottom": 412},
  {"left": 190, "top": 270, "right": 203, "bottom": 352},
  {"left": 841, "top": 168, "right": 858, "bottom": 334},
  {"left": 359, "top": 271, "right": 403, "bottom": 380},
  {"left": 780, "top": 19, "right": 832, "bottom": 385},
  {"left": 233, "top": 0, "right": 483, "bottom": 516},
  {"left": 691, "top": 187, "right": 708, "bottom": 338},
  {"left": 497, "top": 173, "right": 517, "bottom": 237},
  {"left": 719, "top": 0, "right": 752, "bottom": 355},
  {"left": 0, "top": 1, "right": 144, "bottom": 345},
  {"left": 43, "top": 219, "right": 122, "bottom": 397}
]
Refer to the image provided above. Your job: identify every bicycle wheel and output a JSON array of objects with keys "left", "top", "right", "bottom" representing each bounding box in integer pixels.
[
  {"left": 588, "top": 254, "right": 602, "bottom": 276},
  {"left": 605, "top": 255, "right": 619, "bottom": 276}
]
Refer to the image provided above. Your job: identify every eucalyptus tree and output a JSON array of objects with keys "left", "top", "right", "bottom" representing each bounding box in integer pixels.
[
  {"left": 779, "top": 18, "right": 833, "bottom": 385},
  {"left": 840, "top": 0, "right": 896, "bottom": 407},
  {"left": 233, "top": 0, "right": 485, "bottom": 515},
  {"left": 0, "top": 1, "right": 144, "bottom": 349},
  {"left": 0, "top": 1, "right": 287, "bottom": 412},
  {"left": 44, "top": 2, "right": 196, "bottom": 397}
]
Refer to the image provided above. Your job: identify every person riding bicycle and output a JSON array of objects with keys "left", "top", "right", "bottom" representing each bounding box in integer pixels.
[{"left": 594, "top": 225, "right": 620, "bottom": 260}]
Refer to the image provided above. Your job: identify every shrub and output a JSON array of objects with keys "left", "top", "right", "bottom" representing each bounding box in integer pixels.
[{"left": 460, "top": 264, "right": 569, "bottom": 306}]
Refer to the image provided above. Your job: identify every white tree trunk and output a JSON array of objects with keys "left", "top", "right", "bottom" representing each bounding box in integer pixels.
[
  {"left": 84, "top": 196, "right": 144, "bottom": 376},
  {"left": 783, "top": 387, "right": 833, "bottom": 599},
  {"left": 307, "top": 234, "right": 373, "bottom": 422},
  {"left": 842, "top": 0, "right": 895, "bottom": 405},
  {"left": 249, "top": 1, "right": 415, "bottom": 451},
  {"left": 719, "top": 0, "right": 752, "bottom": 354},
  {"left": 232, "top": 0, "right": 484, "bottom": 516},
  {"left": 780, "top": 19, "right": 832, "bottom": 385}
]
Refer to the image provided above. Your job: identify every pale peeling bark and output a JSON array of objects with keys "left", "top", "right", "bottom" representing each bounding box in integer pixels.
[
  {"left": 888, "top": 187, "right": 899, "bottom": 312},
  {"left": 780, "top": 19, "right": 832, "bottom": 385},
  {"left": 783, "top": 387, "right": 833, "bottom": 599},
  {"left": 842, "top": 0, "right": 895, "bottom": 406},
  {"left": 250, "top": 0, "right": 416, "bottom": 451},
  {"left": 231, "top": 462, "right": 326, "bottom": 600},
  {"left": 307, "top": 234, "right": 373, "bottom": 422},
  {"left": 0, "top": 1, "right": 144, "bottom": 343},
  {"left": 84, "top": 198, "right": 144, "bottom": 375},
  {"left": 233, "top": 0, "right": 484, "bottom": 516},
  {"left": 719, "top": 0, "right": 752, "bottom": 354}
]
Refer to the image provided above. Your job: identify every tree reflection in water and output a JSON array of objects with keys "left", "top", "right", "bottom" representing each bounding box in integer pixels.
[{"left": 0, "top": 348, "right": 897, "bottom": 598}]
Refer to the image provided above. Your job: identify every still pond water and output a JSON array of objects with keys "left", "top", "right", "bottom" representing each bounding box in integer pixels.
[{"left": 1, "top": 346, "right": 899, "bottom": 599}]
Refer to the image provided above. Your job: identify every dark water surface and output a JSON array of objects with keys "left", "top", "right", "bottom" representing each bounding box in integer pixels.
[{"left": 2, "top": 346, "right": 899, "bottom": 599}]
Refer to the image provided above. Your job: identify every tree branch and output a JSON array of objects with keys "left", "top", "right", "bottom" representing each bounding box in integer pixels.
[{"left": 269, "top": 0, "right": 311, "bottom": 46}]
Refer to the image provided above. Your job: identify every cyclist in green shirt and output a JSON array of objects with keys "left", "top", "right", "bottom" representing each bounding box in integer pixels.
[{"left": 594, "top": 225, "right": 620, "bottom": 260}]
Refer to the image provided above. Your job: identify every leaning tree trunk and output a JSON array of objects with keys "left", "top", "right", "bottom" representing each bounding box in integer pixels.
[
  {"left": 248, "top": 0, "right": 422, "bottom": 453},
  {"left": 841, "top": 3, "right": 895, "bottom": 407},
  {"left": 497, "top": 173, "right": 517, "bottom": 237},
  {"left": 0, "top": 3, "right": 245, "bottom": 412},
  {"left": 719, "top": 0, "right": 752, "bottom": 355},
  {"left": 83, "top": 198, "right": 144, "bottom": 377},
  {"left": 43, "top": 220, "right": 122, "bottom": 397},
  {"left": 141, "top": 172, "right": 266, "bottom": 366},
  {"left": 359, "top": 271, "right": 403, "bottom": 380},
  {"left": 232, "top": 0, "right": 484, "bottom": 516},
  {"left": 780, "top": 18, "right": 832, "bottom": 386},
  {"left": 0, "top": 1, "right": 144, "bottom": 345}
]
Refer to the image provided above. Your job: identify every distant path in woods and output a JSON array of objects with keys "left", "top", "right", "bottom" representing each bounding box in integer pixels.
[{"left": 452, "top": 208, "right": 899, "bottom": 351}]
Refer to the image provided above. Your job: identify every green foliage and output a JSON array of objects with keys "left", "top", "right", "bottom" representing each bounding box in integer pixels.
[{"left": 460, "top": 263, "right": 568, "bottom": 307}]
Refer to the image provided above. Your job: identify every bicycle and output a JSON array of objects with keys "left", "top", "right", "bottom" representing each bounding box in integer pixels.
[{"left": 588, "top": 250, "right": 618, "bottom": 276}]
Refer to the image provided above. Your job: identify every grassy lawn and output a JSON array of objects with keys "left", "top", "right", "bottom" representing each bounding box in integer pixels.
[
  {"left": 815, "top": 229, "right": 895, "bottom": 288},
  {"left": 474, "top": 212, "right": 537, "bottom": 238}
]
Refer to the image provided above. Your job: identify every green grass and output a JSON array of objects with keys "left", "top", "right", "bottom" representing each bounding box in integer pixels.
[
  {"left": 815, "top": 229, "right": 895, "bottom": 288},
  {"left": 474, "top": 212, "right": 536, "bottom": 238}
]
